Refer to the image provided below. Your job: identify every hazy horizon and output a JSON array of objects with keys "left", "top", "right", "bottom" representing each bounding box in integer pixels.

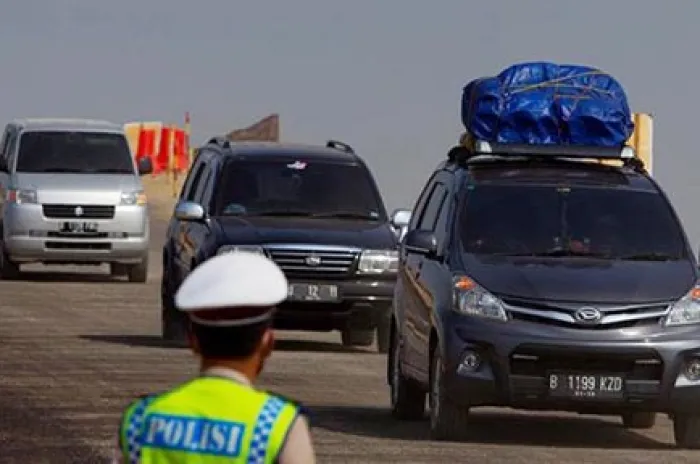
[{"left": 2, "top": 1, "right": 700, "bottom": 250}]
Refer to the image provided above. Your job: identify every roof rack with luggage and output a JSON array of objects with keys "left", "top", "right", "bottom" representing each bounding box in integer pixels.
[
  {"left": 450, "top": 61, "right": 646, "bottom": 173},
  {"left": 447, "top": 138, "right": 645, "bottom": 172}
]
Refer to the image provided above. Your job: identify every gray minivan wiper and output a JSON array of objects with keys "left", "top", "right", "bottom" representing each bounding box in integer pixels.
[{"left": 618, "top": 252, "right": 680, "bottom": 261}]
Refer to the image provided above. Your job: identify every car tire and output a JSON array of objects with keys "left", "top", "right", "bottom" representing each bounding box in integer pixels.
[
  {"left": 376, "top": 312, "right": 391, "bottom": 354},
  {"left": 429, "top": 345, "right": 470, "bottom": 441},
  {"left": 673, "top": 414, "right": 700, "bottom": 449},
  {"left": 341, "top": 328, "right": 375, "bottom": 347},
  {"left": 161, "top": 294, "right": 187, "bottom": 344},
  {"left": 621, "top": 412, "right": 656, "bottom": 429},
  {"left": 127, "top": 255, "right": 148, "bottom": 283},
  {"left": 0, "top": 245, "right": 20, "bottom": 280},
  {"left": 389, "top": 326, "right": 425, "bottom": 420}
]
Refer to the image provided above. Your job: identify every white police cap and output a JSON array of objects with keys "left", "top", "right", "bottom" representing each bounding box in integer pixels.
[{"left": 175, "top": 251, "right": 288, "bottom": 327}]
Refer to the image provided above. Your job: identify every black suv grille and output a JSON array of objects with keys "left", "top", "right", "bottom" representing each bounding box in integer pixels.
[
  {"left": 265, "top": 246, "right": 359, "bottom": 278},
  {"left": 42, "top": 204, "right": 115, "bottom": 220}
]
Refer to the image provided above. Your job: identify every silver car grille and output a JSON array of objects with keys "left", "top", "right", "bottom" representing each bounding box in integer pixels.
[
  {"left": 265, "top": 244, "right": 360, "bottom": 277},
  {"left": 502, "top": 297, "right": 672, "bottom": 329},
  {"left": 42, "top": 204, "right": 115, "bottom": 219}
]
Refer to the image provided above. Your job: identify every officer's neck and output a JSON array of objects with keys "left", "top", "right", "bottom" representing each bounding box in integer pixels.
[{"left": 200, "top": 357, "right": 259, "bottom": 383}]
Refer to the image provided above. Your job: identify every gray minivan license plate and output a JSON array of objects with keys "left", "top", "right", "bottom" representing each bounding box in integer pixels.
[{"left": 61, "top": 221, "right": 99, "bottom": 233}]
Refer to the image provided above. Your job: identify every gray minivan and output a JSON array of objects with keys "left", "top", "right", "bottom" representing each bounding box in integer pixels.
[{"left": 0, "top": 118, "right": 152, "bottom": 281}]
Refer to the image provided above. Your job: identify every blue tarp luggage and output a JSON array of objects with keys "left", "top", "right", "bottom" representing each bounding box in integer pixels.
[{"left": 461, "top": 62, "right": 634, "bottom": 147}]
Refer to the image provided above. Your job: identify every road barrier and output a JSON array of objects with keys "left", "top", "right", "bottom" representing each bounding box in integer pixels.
[
  {"left": 126, "top": 115, "right": 194, "bottom": 197},
  {"left": 128, "top": 112, "right": 280, "bottom": 197}
]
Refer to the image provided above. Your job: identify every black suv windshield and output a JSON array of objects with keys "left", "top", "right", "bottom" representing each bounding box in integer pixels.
[
  {"left": 213, "top": 159, "right": 385, "bottom": 220},
  {"left": 459, "top": 184, "right": 687, "bottom": 261},
  {"left": 16, "top": 131, "right": 135, "bottom": 174}
]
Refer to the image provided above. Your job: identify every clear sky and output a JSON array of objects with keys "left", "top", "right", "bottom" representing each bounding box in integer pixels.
[{"left": 2, "top": 0, "right": 700, "bottom": 249}]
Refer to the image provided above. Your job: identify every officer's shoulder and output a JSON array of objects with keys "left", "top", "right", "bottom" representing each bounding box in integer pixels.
[
  {"left": 123, "top": 391, "right": 165, "bottom": 413},
  {"left": 267, "top": 391, "right": 310, "bottom": 416}
]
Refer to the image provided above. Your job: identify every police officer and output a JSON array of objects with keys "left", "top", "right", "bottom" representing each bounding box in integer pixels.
[{"left": 113, "top": 251, "right": 316, "bottom": 463}]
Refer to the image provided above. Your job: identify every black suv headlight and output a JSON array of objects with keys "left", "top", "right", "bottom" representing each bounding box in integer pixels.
[
  {"left": 357, "top": 250, "right": 398, "bottom": 274},
  {"left": 452, "top": 275, "right": 508, "bottom": 322},
  {"left": 216, "top": 245, "right": 266, "bottom": 256},
  {"left": 664, "top": 284, "right": 700, "bottom": 327}
]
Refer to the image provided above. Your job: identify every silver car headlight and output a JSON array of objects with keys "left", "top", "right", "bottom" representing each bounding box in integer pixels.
[
  {"left": 216, "top": 245, "right": 266, "bottom": 256},
  {"left": 665, "top": 284, "right": 700, "bottom": 326},
  {"left": 7, "top": 188, "right": 37, "bottom": 204},
  {"left": 357, "top": 249, "right": 398, "bottom": 274},
  {"left": 452, "top": 275, "right": 508, "bottom": 322},
  {"left": 120, "top": 190, "right": 147, "bottom": 206}
]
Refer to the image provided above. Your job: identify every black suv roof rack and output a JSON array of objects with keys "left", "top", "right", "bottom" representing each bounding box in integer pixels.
[
  {"left": 204, "top": 136, "right": 356, "bottom": 156},
  {"left": 447, "top": 139, "right": 646, "bottom": 172},
  {"left": 326, "top": 139, "right": 355, "bottom": 154},
  {"left": 207, "top": 136, "right": 231, "bottom": 149}
]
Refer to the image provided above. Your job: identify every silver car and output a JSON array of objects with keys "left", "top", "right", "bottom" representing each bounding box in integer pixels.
[{"left": 0, "top": 118, "right": 152, "bottom": 281}]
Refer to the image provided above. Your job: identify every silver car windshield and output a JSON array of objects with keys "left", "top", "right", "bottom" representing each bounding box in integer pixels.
[{"left": 15, "top": 131, "right": 135, "bottom": 174}]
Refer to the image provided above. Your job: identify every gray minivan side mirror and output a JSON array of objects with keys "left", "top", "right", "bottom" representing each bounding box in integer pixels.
[{"left": 174, "top": 201, "right": 206, "bottom": 222}]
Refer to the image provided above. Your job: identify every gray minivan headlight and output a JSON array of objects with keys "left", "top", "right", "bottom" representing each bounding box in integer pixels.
[
  {"left": 665, "top": 285, "right": 700, "bottom": 326},
  {"left": 452, "top": 275, "right": 508, "bottom": 322}
]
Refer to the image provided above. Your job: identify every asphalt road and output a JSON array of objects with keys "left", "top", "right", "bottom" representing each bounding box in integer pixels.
[{"left": 0, "top": 212, "right": 699, "bottom": 463}]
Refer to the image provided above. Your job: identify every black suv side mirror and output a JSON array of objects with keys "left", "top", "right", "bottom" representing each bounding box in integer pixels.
[{"left": 404, "top": 229, "right": 438, "bottom": 258}]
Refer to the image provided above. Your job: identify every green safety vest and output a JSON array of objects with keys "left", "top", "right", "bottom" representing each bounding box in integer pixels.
[{"left": 118, "top": 376, "right": 300, "bottom": 464}]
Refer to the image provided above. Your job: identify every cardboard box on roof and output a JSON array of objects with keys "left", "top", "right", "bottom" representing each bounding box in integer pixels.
[
  {"left": 598, "top": 113, "right": 653, "bottom": 174},
  {"left": 627, "top": 112, "right": 653, "bottom": 174}
]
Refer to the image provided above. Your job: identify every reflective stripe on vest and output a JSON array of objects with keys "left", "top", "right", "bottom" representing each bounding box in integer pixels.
[
  {"left": 121, "top": 377, "right": 297, "bottom": 464},
  {"left": 126, "top": 395, "right": 156, "bottom": 464}
]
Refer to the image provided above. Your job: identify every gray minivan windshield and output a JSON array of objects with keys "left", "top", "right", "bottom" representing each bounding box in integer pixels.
[
  {"left": 459, "top": 184, "right": 688, "bottom": 261},
  {"left": 16, "top": 131, "right": 135, "bottom": 174}
]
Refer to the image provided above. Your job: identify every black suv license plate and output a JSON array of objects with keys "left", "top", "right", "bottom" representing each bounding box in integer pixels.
[
  {"left": 548, "top": 372, "right": 624, "bottom": 400},
  {"left": 288, "top": 283, "right": 339, "bottom": 302}
]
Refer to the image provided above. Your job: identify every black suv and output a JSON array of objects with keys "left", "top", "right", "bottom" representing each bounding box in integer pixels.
[
  {"left": 388, "top": 141, "right": 700, "bottom": 448},
  {"left": 161, "top": 138, "right": 408, "bottom": 352}
]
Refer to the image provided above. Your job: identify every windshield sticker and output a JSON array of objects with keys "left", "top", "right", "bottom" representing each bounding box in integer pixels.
[{"left": 287, "top": 161, "right": 307, "bottom": 170}]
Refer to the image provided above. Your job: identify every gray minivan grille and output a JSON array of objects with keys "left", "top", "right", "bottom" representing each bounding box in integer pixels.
[{"left": 502, "top": 298, "right": 671, "bottom": 329}]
